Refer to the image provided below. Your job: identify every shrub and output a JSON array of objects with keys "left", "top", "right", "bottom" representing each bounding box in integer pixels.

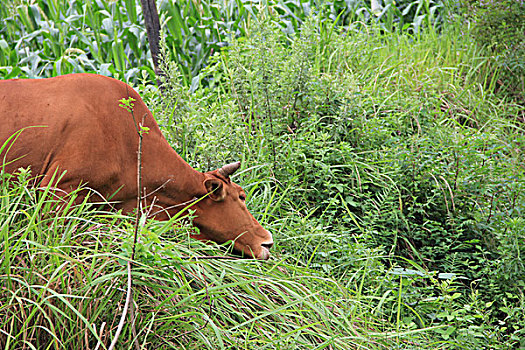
[
  {"left": 150, "top": 15, "right": 525, "bottom": 347},
  {"left": 462, "top": 0, "right": 525, "bottom": 102}
]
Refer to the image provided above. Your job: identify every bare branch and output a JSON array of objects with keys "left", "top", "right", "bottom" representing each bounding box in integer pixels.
[{"left": 108, "top": 261, "right": 132, "bottom": 350}]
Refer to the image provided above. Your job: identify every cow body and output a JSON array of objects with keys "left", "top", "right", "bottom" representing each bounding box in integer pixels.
[{"left": 0, "top": 74, "right": 273, "bottom": 259}]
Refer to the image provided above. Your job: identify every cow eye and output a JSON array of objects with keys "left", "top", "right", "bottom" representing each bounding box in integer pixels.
[{"left": 239, "top": 194, "right": 246, "bottom": 201}]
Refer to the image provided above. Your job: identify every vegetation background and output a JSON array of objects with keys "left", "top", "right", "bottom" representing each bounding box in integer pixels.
[{"left": 1, "top": 0, "right": 524, "bottom": 349}]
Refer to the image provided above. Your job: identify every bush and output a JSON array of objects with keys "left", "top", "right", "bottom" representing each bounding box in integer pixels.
[
  {"left": 463, "top": 0, "right": 525, "bottom": 102},
  {"left": 147, "top": 15, "right": 525, "bottom": 347}
]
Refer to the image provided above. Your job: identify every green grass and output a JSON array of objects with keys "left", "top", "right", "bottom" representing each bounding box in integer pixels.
[
  {"left": 1, "top": 170, "right": 453, "bottom": 349},
  {"left": 1, "top": 0, "right": 524, "bottom": 348},
  {"left": 144, "top": 13, "right": 525, "bottom": 348}
]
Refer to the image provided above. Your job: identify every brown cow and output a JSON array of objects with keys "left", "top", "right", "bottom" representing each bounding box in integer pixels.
[{"left": 0, "top": 74, "right": 273, "bottom": 259}]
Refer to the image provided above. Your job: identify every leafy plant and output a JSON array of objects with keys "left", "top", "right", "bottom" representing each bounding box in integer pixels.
[
  {"left": 150, "top": 13, "right": 525, "bottom": 347},
  {"left": 0, "top": 0, "right": 456, "bottom": 85},
  {"left": 0, "top": 167, "right": 444, "bottom": 349},
  {"left": 0, "top": 0, "right": 154, "bottom": 81},
  {"left": 461, "top": 0, "right": 525, "bottom": 102}
]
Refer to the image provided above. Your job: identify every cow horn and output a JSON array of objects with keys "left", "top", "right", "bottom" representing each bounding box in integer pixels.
[{"left": 218, "top": 161, "right": 241, "bottom": 177}]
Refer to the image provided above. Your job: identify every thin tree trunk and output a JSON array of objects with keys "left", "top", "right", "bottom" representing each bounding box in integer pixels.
[{"left": 140, "top": 0, "right": 163, "bottom": 86}]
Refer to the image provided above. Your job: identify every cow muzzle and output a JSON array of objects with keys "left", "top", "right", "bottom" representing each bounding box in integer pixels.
[{"left": 258, "top": 239, "right": 274, "bottom": 260}]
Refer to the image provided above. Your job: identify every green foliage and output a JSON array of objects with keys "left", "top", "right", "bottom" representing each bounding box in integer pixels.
[
  {"left": 157, "top": 0, "right": 455, "bottom": 85},
  {"left": 0, "top": 167, "right": 450, "bottom": 349},
  {"left": 0, "top": 0, "right": 154, "bottom": 81},
  {"left": 149, "top": 14, "right": 525, "bottom": 348},
  {"left": 461, "top": 0, "right": 525, "bottom": 101},
  {"left": 0, "top": 0, "right": 455, "bottom": 84},
  {"left": 368, "top": 0, "right": 454, "bottom": 33}
]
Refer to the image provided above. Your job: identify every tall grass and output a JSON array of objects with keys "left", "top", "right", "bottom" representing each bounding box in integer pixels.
[
  {"left": 1, "top": 168, "right": 453, "bottom": 349},
  {"left": 145, "top": 12, "right": 525, "bottom": 348},
  {"left": 1, "top": 0, "right": 523, "bottom": 348}
]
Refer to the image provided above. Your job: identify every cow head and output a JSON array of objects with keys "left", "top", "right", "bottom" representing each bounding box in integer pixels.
[{"left": 191, "top": 162, "right": 274, "bottom": 260}]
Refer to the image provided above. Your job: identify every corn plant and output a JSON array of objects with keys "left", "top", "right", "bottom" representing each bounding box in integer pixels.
[{"left": 0, "top": 0, "right": 455, "bottom": 84}]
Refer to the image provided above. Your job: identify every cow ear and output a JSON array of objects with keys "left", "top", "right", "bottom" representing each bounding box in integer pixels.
[{"left": 204, "top": 178, "right": 226, "bottom": 201}]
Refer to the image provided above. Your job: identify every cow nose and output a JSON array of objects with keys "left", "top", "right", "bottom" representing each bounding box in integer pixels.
[{"left": 261, "top": 241, "right": 274, "bottom": 250}]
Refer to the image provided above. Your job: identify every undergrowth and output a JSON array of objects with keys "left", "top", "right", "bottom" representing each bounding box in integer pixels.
[
  {"left": 1, "top": 2, "right": 524, "bottom": 349},
  {"left": 461, "top": 0, "right": 525, "bottom": 103},
  {"left": 148, "top": 14, "right": 525, "bottom": 348},
  {"left": 1, "top": 168, "right": 453, "bottom": 349}
]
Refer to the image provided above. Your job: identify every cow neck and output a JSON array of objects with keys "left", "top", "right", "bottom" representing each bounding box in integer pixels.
[{"left": 162, "top": 151, "right": 206, "bottom": 202}]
